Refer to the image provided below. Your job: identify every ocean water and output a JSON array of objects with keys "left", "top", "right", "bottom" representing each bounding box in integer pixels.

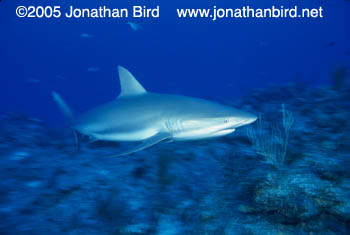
[{"left": 0, "top": 0, "right": 350, "bottom": 234}]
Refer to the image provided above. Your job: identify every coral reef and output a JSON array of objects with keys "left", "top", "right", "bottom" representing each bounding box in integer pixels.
[{"left": 0, "top": 83, "right": 349, "bottom": 234}]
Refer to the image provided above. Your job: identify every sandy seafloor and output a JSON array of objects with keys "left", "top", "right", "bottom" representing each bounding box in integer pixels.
[{"left": 0, "top": 83, "right": 349, "bottom": 234}]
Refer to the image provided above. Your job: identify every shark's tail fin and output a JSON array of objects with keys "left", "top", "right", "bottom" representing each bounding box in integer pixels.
[
  {"left": 52, "top": 91, "right": 80, "bottom": 149},
  {"left": 52, "top": 91, "right": 74, "bottom": 123}
]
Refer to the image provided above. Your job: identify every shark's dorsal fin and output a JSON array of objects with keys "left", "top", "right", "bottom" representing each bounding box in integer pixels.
[{"left": 118, "top": 66, "right": 146, "bottom": 98}]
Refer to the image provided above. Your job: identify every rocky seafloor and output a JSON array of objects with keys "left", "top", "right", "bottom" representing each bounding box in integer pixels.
[{"left": 0, "top": 84, "right": 349, "bottom": 234}]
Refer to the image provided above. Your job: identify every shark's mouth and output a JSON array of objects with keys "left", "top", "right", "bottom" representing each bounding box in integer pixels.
[
  {"left": 222, "top": 127, "right": 235, "bottom": 131},
  {"left": 212, "top": 128, "right": 235, "bottom": 137}
]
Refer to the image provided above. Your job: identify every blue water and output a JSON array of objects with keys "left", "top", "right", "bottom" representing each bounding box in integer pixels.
[
  {"left": 1, "top": 0, "right": 349, "bottom": 124},
  {"left": 0, "top": 0, "right": 349, "bottom": 234}
]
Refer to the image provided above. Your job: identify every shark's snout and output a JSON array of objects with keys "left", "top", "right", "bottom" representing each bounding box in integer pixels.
[
  {"left": 231, "top": 112, "right": 257, "bottom": 128},
  {"left": 246, "top": 114, "right": 257, "bottom": 125}
]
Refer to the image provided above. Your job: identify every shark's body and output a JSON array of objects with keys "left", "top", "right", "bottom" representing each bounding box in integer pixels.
[{"left": 53, "top": 66, "right": 257, "bottom": 156}]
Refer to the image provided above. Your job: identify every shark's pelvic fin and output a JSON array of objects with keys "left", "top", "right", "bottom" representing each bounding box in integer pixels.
[
  {"left": 118, "top": 66, "right": 147, "bottom": 98},
  {"left": 111, "top": 132, "right": 171, "bottom": 157}
]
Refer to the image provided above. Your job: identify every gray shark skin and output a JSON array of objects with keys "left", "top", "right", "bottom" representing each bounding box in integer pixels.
[{"left": 53, "top": 66, "right": 257, "bottom": 156}]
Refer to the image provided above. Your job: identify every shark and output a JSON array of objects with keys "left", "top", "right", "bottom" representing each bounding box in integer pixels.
[{"left": 53, "top": 66, "right": 257, "bottom": 156}]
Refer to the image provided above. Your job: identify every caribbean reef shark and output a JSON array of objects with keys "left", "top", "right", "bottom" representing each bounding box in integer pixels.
[{"left": 53, "top": 66, "right": 257, "bottom": 156}]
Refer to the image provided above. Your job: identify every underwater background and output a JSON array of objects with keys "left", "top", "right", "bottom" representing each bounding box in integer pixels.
[{"left": 1, "top": 0, "right": 350, "bottom": 234}]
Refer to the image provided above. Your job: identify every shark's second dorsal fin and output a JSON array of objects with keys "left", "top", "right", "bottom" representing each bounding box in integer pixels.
[{"left": 118, "top": 66, "right": 146, "bottom": 98}]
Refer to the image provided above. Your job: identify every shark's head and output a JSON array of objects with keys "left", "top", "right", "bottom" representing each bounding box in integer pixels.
[{"left": 168, "top": 98, "right": 257, "bottom": 140}]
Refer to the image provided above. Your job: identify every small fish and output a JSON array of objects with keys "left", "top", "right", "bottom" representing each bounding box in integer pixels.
[
  {"left": 80, "top": 33, "right": 95, "bottom": 38},
  {"left": 87, "top": 67, "right": 100, "bottom": 72},
  {"left": 259, "top": 41, "right": 269, "bottom": 47},
  {"left": 325, "top": 41, "right": 336, "bottom": 48},
  {"left": 55, "top": 75, "right": 66, "bottom": 80},
  {"left": 11, "top": 151, "right": 30, "bottom": 161},
  {"left": 27, "top": 78, "right": 40, "bottom": 83},
  {"left": 127, "top": 21, "right": 142, "bottom": 31},
  {"left": 26, "top": 181, "right": 41, "bottom": 188}
]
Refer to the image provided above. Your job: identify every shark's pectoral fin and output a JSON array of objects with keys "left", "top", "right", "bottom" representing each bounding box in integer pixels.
[{"left": 111, "top": 132, "right": 171, "bottom": 157}]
